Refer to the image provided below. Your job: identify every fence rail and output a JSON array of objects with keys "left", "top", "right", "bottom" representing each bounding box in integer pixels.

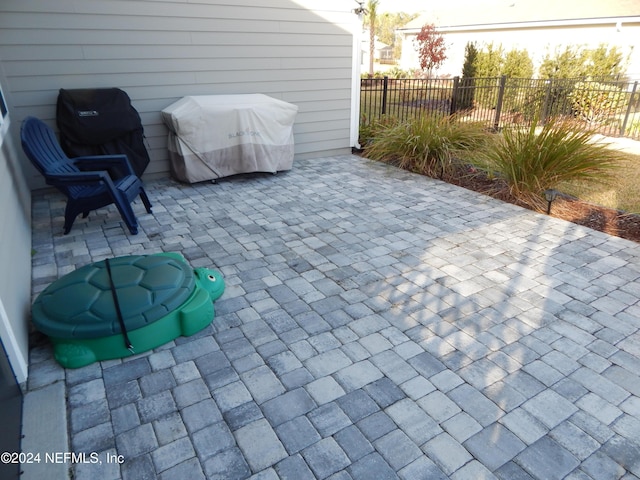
[{"left": 360, "top": 76, "right": 640, "bottom": 140}]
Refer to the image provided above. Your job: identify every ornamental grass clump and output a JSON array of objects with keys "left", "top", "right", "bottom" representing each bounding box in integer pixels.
[
  {"left": 362, "top": 114, "right": 487, "bottom": 179},
  {"left": 478, "top": 118, "right": 624, "bottom": 211}
]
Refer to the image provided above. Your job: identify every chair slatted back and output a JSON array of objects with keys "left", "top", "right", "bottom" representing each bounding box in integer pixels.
[{"left": 21, "top": 116, "right": 88, "bottom": 197}]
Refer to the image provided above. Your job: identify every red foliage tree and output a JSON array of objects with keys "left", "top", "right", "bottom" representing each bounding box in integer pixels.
[{"left": 414, "top": 24, "right": 447, "bottom": 76}]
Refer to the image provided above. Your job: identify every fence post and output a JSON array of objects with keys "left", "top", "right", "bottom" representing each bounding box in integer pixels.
[
  {"left": 541, "top": 79, "right": 553, "bottom": 124},
  {"left": 450, "top": 76, "right": 460, "bottom": 115},
  {"left": 621, "top": 81, "right": 638, "bottom": 136},
  {"left": 493, "top": 75, "right": 507, "bottom": 130},
  {"left": 381, "top": 76, "right": 389, "bottom": 116}
]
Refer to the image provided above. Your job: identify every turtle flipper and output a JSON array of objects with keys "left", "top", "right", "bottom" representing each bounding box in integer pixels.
[
  {"left": 54, "top": 343, "right": 97, "bottom": 369},
  {"left": 180, "top": 288, "right": 215, "bottom": 336}
]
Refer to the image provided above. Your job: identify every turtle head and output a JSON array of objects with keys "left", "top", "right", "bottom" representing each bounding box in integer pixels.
[{"left": 194, "top": 268, "right": 225, "bottom": 302}]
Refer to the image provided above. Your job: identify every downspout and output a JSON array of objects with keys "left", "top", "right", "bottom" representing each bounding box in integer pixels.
[{"left": 350, "top": 7, "right": 364, "bottom": 149}]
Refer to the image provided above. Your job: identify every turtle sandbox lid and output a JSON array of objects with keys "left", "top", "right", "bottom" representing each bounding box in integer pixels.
[{"left": 32, "top": 252, "right": 224, "bottom": 368}]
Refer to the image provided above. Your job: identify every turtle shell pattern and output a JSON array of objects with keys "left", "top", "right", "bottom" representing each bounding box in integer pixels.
[{"left": 32, "top": 254, "right": 195, "bottom": 339}]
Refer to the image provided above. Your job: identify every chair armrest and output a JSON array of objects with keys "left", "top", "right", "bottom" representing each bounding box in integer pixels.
[
  {"left": 46, "top": 171, "right": 111, "bottom": 186},
  {"left": 73, "top": 154, "right": 135, "bottom": 176}
]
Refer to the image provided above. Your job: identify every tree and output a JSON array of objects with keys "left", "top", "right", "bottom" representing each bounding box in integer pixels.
[
  {"left": 586, "top": 44, "right": 627, "bottom": 79},
  {"left": 539, "top": 44, "right": 628, "bottom": 80},
  {"left": 413, "top": 23, "right": 447, "bottom": 77},
  {"left": 502, "top": 48, "right": 534, "bottom": 78},
  {"left": 539, "top": 45, "right": 589, "bottom": 79},
  {"left": 474, "top": 42, "right": 504, "bottom": 78},
  {"left": 366, "top": 0, "right": 379, "bottom": 77},
  {"left": 376, "top": 12, "right": 419, "bottom": 63},
  {"left": 458, "top": 42, "right": 478, "bottom": 110}
]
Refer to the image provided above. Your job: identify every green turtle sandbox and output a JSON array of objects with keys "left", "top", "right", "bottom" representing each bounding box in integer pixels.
[{"left": 31, "top": 252, "right": 225, "bottom": 368}]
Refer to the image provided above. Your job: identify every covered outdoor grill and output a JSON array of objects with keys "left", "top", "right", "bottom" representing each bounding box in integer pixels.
[
  {"left": 56, "top": 87, "right": 150, "bottom": 178},
  {"left": 161, "top": 94, "right": 298, "bottom": 183}
]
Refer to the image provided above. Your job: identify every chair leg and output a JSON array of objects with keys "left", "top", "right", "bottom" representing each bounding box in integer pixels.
[
  {"left": 139, "top": 188, "right": 153, "bottom": 214},
  {"left": 112, "top": 193, "right": 139, "bottom": 235},
  {"left": 63, "top": 205, "right": 77, "bottom": 234}
]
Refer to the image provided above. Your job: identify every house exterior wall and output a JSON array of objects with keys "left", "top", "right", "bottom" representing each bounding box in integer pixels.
[
  {"left": 399, "top": 20, "right": 640, "bottom": 79},
  {"left": 0, "top": 79, "right": 31, "bottom": 384},
  {"left": 0, "top": 0, "right": 358, "bottom": 189}
]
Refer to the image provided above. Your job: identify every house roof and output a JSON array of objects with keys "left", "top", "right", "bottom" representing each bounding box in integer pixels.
[{"left": 399, "top": 0, "right": 640, "bottom": 31}]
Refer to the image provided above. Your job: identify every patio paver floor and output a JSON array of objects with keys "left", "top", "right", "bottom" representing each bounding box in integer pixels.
[{"left": 26, "top": 155, "right": 640, "bottom": 480}]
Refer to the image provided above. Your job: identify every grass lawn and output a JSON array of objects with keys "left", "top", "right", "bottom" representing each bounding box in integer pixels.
[{"left": 559, "top": 150, "right": 640, "bottom": 214}]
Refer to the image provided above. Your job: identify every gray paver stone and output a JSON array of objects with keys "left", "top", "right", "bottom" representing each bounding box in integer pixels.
[
  {"left": 499, "top": 408, "right": 548, "bottom": 445},
  {"left": 158, "top": 457, "right": 206, "bottom": 480},
  {"left": 240, "top": 365, "right": 285, "bottom": 404},
  {"left": 522, "top": 389, "right": 578, "bottom": 429},
  {"left": 275, "top": 454, "right": 315, "bottom": 479},
  {"left": 356, "top": 411, "right": 397, "bottom": 442},
  {"left": 181, "top": 399, "right": 223, "bottom": 433},
  {"left": 203, "top": 447, "right": 252, "bottom": 480},
  {"left": 173, "top": 378, "right": 211, "bottom": 409},
  {"left": 151, "top": 436, "right": 196, "bottom": 473},
  {"left": 223, "top": 401, "right": 264, "bottom": 431},
  {"left": 348, "top": 452, "right": 397, "bottom": 480},
  {"left": 139, "top": 369, "right": 177, "bottom": 397},
  {"left": 364, "top": 376, "right": 406, "bottom": 408},
  {"left": 275, "top": 415, "right": 322, "bottom": 454},
  {"left": 464, "top": 422, "right": 526, "bottom": 471},
  {"left": 417, "top": 390, "right": 461, "bottom": 423},
  {"left": 192, "top": 421, "right": 236, "bottom": 460},
  {"left": 374, "top": 429, "right": 422, "bottom": 470},
  {"left": 448, "top": 384, "right": 505, "bottom": 427},
  {"left": 235, "top": 418, "right": 288, "bottom": 472},
  {"left": 115, "top": 423, "right": 158, "bottom": 458},
  {"left": 336, "top": 389, "right": 380, "bottom": 423},
  {"left": 423, "top": 432, "right": 474, "bottom": 476},
  {"left": 112, "top": 403, "right": 141, "bottom": 436},
  {"left": 153, "top": 412, "right": 187, "bottom": 445},
  {"left": 303, "top": 437, "right": 351, "bottom": 479},
  {"left": 334, "top": 425, "right": 374, "bottom": 462},
  {"left": 262, "top": 388, "right": 316, "bottom": 426},
  {"left": 72, "top": 422, "right": 115, "bottom": 454},
  {"left": 386, "top": 398, "right": 441, "bottom": 445},
  {"left": 306, "top": 376, "right": 346, "bottom": 405},
  {"left": 308, "top": 402, "right": 352, "bottom": 437},
  {"left": 138, "top": 391, "right": 177, "bottom": 423},
  {"left": 305, "top": 349, "right": 352, "bottom": 377},
  {"left": 121, "top": 454, "right": 158, "bottom": 480},
  {"left": 515, "top": 436, "right": 580, "bottom": 480},
  {"left": 213, "top": 380, "right": 253, "bottom": 412}
]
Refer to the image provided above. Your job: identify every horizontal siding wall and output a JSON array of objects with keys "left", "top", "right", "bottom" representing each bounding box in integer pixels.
[{"left": 0, "top": 0, "right": 356, "bottom": 187}]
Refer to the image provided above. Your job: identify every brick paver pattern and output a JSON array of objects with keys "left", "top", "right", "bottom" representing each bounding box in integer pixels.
[{"left": 29, "top": 155, "right": 640, "bottom": 480}]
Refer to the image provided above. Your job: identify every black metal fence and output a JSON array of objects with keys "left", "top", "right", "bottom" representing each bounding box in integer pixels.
[{"left": 360, "top": 75, "right": 640, "bottom": 140}]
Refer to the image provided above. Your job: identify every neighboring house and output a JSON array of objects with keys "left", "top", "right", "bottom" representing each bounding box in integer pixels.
[
  {"left": 397, "top": 0, "right": 640, "bottom": 78},
  {"left": 0, "top": 0, "right": 360, "bottom": 385}
]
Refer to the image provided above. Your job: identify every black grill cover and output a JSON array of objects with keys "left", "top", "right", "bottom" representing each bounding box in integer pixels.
[{"left": 56, "top": 88, "right": 150, "bottom": 177}]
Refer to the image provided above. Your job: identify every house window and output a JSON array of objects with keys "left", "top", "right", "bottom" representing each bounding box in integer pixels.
[{"left": 0, "top": 84, "right": 8, "bottom": 147}]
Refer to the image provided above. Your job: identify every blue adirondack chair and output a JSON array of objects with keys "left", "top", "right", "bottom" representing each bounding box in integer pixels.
[{"left": 21, "top": 116, "right": 152, "bottom": 235}]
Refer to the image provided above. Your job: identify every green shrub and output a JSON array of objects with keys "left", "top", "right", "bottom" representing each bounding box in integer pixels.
[
  {"left": 477, "top": 118, "right": 624, "bottom": 211},
  {"left": 625, "top": 118, "right": 640, "bottom": 138},
  {"left": 362, "top": 114, "right": 487, "bottom": 179},
  {"left": 386, "top": 66, "right": 410, "bottom": 79},
  {"left": 358, "top": 114, "right": 401, "bottom": 147},
  {"left": 569, "top": 81, "right": 626, "bottom": 125}
]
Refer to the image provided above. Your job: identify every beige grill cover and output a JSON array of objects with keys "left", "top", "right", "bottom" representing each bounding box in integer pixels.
[{"left": 161, "top": 94, "right": 298, "bottom": 183}]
